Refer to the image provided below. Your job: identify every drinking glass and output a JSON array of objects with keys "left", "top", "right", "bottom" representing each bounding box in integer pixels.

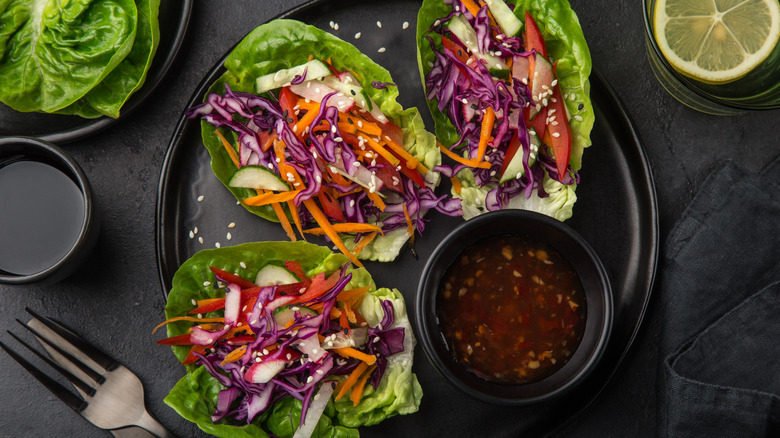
[{"left": 643, "top": 0, "right": 780, "bottom": 115}]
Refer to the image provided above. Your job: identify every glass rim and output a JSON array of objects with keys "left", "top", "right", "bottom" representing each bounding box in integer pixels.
[{"left": 641, "top": 0, "right": 780, "bottom": 112}]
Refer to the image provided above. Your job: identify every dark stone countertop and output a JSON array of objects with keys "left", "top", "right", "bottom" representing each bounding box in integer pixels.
[{"left": 1, "top": 1, "right": 778, "bottom": 437}]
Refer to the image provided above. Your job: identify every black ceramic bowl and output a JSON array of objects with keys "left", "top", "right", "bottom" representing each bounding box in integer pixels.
[
  {"left": 0, "top": 136, "right": 98, "bottom": 285},
  {"left": 415, "top": 209, "right": 612, "bottom": 405}
]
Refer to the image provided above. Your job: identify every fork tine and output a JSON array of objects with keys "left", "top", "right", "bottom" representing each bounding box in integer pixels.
[
  {"left": 25, "top": 307, "right": 116, "bottom": 370},
  {"left": 17, "top": 319, "right": 105, "bottom": 385},
  {"left": 0, "top": 338, "right": 88, "bottom": 413},
  {"left": 6, "top": 331, "right": 97, "bottom": 397}
]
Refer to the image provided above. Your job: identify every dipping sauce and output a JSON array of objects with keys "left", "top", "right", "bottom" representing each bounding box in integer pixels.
[
  {"left": 0, "top": 160, "right": 85, "bottom": 275},
  {"left": 436, "top": 234, "right": 586, "bottom": 384}
]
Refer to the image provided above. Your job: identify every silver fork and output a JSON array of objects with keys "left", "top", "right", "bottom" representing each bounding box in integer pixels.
[{"left": 0, "top": 308, "right": 176, "bottom": 438}]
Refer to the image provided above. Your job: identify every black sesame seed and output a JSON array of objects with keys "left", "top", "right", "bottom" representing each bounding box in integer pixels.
[
  {"left": 347, "top": 118, "right": 354, "bottom": 124},
  {"left": 471, "top": 104, "right": 478, "bottom": 110},
  {"left": 350, "top": 90, "right": 356, "bottom": 96},
  {"left": 280, "top": 291, "right": 287, "bottom": 296},
  {"left": 578, "top": 104, "right": 584, "bottom": 110}
]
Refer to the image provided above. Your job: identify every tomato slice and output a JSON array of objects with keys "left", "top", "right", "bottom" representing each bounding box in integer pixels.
[{"left": 499, "top": 132, "right": 522, "bottom": 179}]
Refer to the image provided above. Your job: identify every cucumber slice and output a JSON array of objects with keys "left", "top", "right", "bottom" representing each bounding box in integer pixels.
[
  {"left": 256, "top": 60, "right": 331, "bottom": 94},
  {"left": 255, "top": 264, "right": 300, "bottom": 286},
  {"left": 484, "top": 0, "right": 523, "bottom": 37},
  {"left": 273, "top": 305, "right": 318, "bottom": 327},
  {"left": 500, "top": 132, "right": 539, "bottom": 183},
  {"left": 228, "top": 166, "right": 290, "bottom": 192},
  {"left": 321, "top": 75, "right": 387, "bottom": 123},
  {"left": 448, "top": 15, "right": 509, "bottom": 76}
]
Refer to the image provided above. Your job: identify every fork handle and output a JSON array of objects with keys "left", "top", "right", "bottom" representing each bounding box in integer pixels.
[{"left": 134, "top": 411, "right": 177, "bottom": 438}]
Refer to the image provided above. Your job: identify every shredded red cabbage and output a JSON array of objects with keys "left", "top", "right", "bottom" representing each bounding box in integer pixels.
[{"left": 425, "top": 0, "right": 579, "bottom": 210}]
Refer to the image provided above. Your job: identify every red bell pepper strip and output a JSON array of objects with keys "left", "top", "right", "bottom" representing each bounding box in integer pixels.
[
  {"left": 209, "top": 266, "right": 257, "bottom": 289},
  {"left": 546, "top": 71, "right": 572, "bottom": 179},
  {"left": 283, "top": 261, "right": 310, "bottom": 284},
  {"left": 182, "top": 344, "right": 208, "bottom": 365},
  {"left": 499, "top": 132, "right": 522, "bottom": 179},
  {"left": 318, "top": 189, "right": 346, "bottom": 222},
  {"left": 278, "top": 86, "right": 299, "bottom": 128},
  {"left": 156, "top": 333, "right": 193, "bottom": 345},
  {"left": 292, "top": 271, "right": 341, "bottom": 304},
  {"left": 524, "top": 12, "right": 548, "bottom": 59}
]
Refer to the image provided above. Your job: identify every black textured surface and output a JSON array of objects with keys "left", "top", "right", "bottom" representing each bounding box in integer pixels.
[{"left": 1, "top": 1, "right": 778, "bottom": 437}]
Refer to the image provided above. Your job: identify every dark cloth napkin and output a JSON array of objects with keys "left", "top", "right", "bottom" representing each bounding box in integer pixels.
[{"left": 657, "top": 157, "right": 780, "bottom": 437}]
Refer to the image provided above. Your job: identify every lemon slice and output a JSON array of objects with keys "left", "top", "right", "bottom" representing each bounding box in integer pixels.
[{"left": 653, "top": 0, "right": 780, "bottom": 83}]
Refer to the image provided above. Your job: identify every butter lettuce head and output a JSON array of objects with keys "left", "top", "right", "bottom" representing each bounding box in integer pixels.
[
  {"left": 0, "top": 0, "right": 139, "bottom": 113},
  {"left": 416, "top": 0, "right": 594, "bottom": 221},
  {"left": 163, "top": 241, "right": 422, "bottom": 438},
  {"left": 200, "top": 19, "right": 440, "bottom": 262}
]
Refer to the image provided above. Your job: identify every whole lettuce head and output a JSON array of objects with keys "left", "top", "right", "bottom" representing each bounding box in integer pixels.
[
  {"left": 200, "top": 19, "right": 443, "bottom": 262},
  {"left": 163, "top": 241, "right": 422, "bottom": 438},
  {"left": 416, "top": 0, "right": 594, "bottom": 221}
]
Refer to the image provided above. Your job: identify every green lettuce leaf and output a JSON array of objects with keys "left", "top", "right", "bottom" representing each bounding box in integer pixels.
[
  {"left": 0, "top": 0, "right": 138, "bottom": 113},
  {"left": 416, "top": 0, "right": 594, "bottom": 221},
  {"left": 57, "top": 0, "right": 161, "bottom": 118},
  {"left": 199, "top": 19, "right": 440, "bottom": 262},
  {"left": 163, "top": 241, "right": 421, "bottom": 437}
]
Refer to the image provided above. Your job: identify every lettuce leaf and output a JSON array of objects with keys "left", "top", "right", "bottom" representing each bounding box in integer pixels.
[
  {"left": 163, "top": 241, "right": 421, "bottom": 437},
  {"left": 416, "top": 0, "right": 594, "bottom": 221},
  {"left": 56, "top": 0, "right": 161, "bottom": 118},
  {"left": 0, "top": 0, "right": 139, "bottom": 113},
  {"left": 199, "top": 19, "right": 440, "bottom": 262}
]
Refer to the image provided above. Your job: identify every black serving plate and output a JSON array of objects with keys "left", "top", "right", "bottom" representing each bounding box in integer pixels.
[
  {"left": 0, "top": 0, "right": 193, "bottom": 144},
  {"left": 155, "top": 0, "right": 658, "bottom": 436}
]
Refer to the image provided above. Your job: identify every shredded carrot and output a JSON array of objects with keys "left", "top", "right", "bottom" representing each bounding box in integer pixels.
[
  {"left": 336, "top": 286, "right": 371, "bottom": 302},
  {"left": 339, "top": 306, "right": 351, "bottom": 331},
  {"left": 360, "top": 135, "right": 400, "bottom": 167},
  {"left": 271, "top": 201, "right": 297, "bottom": 241},
  {"left": 287, "top": 199, "right": 305, "bottom": 241},
  {"left": 476, "top": 106, "right": 495, "bottom": 163},
  {"left": 243, "top": 190, "right": 301, "bottom": 206},
  {"left": 350, "top": 365, "right": 375, "bottom": 406},
  {"left": 293, "top": 104, "right": 320, "bottom": 135},
  {"left": 438, "top": 142, "right": 491, "bottom": 169},
  {"left": 342, "top": 302, "right": 357, "bottom": 324},
  {"left": 303, "top": 223, "right": 382, "bottom": 235},
  {"left": 152, "top": 316, "right": 224, "bottom": 334},
  {"left": 403, "top": 204, "right": 415, "bottom": 246},
  {"left": 365, "top": 190, "right": 386, "bottom": 211},
  {"left": 220, "top": 345, "right": 247, "bottom": 365},
  {"left": 333, "top": 347, "right": 377, "bottom": 365},
  {"left": 296, "top": 98, "right": 320, "bottom": 111},
  {"left": 451, "top": 176, "right": 462, "bottom": 194},
  {"left": 461, "top": 0, "right": 482, "bottom": 18},
  {"left": 302, "top": 199, "right": 363, "bottom": 267},
  {"left": 351, "top": 117, "right": 383, "bottom": 137},
  {"left": 382, "top": 135, "right": 428, "bottom": 173},
  {"left": 351, "top": 232, "right": 377, "bottom": 258},
  {"left": 214, "top": 129, "right": 241, "bottom": 169},
  {"left": 337, "top": 121, "right": 357, "bottom": 134},
  {"left": 335, "top": 361, "right": 368, "bottom": 401},
  {"left": 334, "top": 187, "right": 363, "bottom": 198}
]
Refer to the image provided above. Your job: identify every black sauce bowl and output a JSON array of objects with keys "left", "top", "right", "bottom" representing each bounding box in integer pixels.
[
  {"left": 0, "top": 136, "right": 98, "bottom": 285},
  {"left": 415, "top": 209, "right": 612, "bottom": 405}
]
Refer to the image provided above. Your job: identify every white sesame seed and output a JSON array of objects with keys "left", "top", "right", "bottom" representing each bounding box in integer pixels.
[
  {"left": 378, "top": 47, "right": 386, "bottom": 53},
  {"left": 574, "top": 115, "right": 584, "bottom": 122},
  {"left": 198, "top": 237, "right": 204, "bottom": 244},
  {"left": 552, "top": 132, "right": 561, "bottom": 137},
  {"left": 376, "top": 21, "right": 382, "bottom": 28},
  {"left": 191, "top": 299, "right": 197, "bottom": 305},
  {"left": 215, "top": 242, "right": 221, "bottom": 248},
  {"left": 307, "top": 376, "right": 314, "bottom": 383},
  {"left": 334, "top": 23, "right": 339, "bottom": 30},
  {"left": 203, "top": 281, "right": 211, "bottom": 287},
  {"left": 434, "top": 19, "right": 441, "bottom": 26},
  {"left": 228, "top": 222, "right": 236, "bottom": 228},
  {"left": 403, "top": 21, "right": 409, "bottom": 29},
  {"left": 355, "top": 32, "right": 362, "bottom": 39},
  {"left": 189, "top": 231, "right": 194, "bottom": 238},
  {"left": 194, "top": 227, "right": 199, "bottom": 234},
  {"left": 227, "top": 232, "right": 232, "bottom": 240},
  {"left": 197, "top": 314, "right": 203, "bottom": 319},
  {"left": 329, "top": 21, "right": 334, "bottom": 28},
  {"left": 240, "top": 261, "right": 247, "bottom": 269}
]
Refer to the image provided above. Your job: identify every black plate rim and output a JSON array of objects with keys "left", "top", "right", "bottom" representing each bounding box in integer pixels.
[
  {"left": 154, "top": 1, "right": 659, "bottom": 435},
  {"left": 0, "top": 0, "right": 194, "bottom": 145}
]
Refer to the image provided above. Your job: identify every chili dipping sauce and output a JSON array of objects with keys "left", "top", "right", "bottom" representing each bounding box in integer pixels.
[{"left": 436, "top": 234, "right": 586, "bottom": 384}]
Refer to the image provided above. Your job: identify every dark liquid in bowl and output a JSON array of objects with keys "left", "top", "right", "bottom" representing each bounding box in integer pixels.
[
  {"left": 437, "top": 234, "right": 586, "bottom": 384},
  {"left": 0, "top": 160, "right": 85, "bottom": 275}
]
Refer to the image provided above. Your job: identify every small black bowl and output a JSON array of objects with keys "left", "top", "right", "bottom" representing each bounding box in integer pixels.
[
  {"left": 415, "top": 209, "right": 612, "bottom": 405},
  {"left": 0, "top": 136, "right": 98, "bottom": 285}
]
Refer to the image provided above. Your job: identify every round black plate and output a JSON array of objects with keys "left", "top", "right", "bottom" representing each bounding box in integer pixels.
[
  {"left": 0, "top": 0, "right": 193, "bottom": 144},
  {"left": 156, "top": 0, "right": 658, "bottom": 436}
]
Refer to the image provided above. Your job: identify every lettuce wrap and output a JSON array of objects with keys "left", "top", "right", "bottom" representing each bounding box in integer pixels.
[
  {"left": 162, "top": 241, "right": 422, "bottom": 438},
  {"left": 191, "top": 19, "right": 458, "bottom": 264},
  {"left": 416, "top": 0, "right": 594, "bottom": 221}
]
